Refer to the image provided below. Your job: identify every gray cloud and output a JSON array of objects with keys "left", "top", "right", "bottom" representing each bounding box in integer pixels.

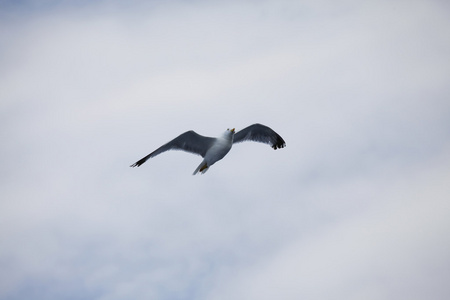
[{"left": 1, "top": 0, "right": 450, "bottom": 299}]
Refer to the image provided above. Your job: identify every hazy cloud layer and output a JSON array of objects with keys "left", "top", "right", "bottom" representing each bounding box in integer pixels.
[{"left": 1, "top": 0, "right": 450, "bottom": 299}]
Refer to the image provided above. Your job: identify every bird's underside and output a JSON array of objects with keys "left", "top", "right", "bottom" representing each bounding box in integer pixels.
[{"left": 130, "top": 123, "right": 286, "bottom": 174}]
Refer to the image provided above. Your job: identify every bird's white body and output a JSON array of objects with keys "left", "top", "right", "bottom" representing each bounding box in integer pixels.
[{"left": 193, "top": 130, "right": 234, "bottom": 174}]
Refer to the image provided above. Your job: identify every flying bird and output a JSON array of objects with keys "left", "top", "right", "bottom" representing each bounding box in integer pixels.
[{"left": 130, "top": 123, "right": 286, "bottom": 175}]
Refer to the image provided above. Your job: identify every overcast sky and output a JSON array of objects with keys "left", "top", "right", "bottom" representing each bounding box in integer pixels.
[{"left": 1, "top": 0, "right": 450, "bottom": 299}]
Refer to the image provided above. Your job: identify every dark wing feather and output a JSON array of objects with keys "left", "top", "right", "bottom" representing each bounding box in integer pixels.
[
  {"left": 130, "top": 131, "right": 216, "bottom": 167},
  {"left": 233, "top": 123, "right": 286, "bottom": 150}
]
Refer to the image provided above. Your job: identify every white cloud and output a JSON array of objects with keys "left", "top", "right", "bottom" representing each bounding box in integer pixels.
[
  {"left": 207, "top": 153, "right": 450, "bottom": 300},
  {"left": 1, "top": 0, "right": 450, "bottom": 299}
]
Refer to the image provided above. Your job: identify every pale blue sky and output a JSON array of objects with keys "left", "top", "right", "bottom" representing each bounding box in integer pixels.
[{"left": 1, "top": 0, "right": 450, "bottom": 299}]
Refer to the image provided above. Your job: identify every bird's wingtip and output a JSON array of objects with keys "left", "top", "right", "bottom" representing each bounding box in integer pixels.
[
  {"left": 130, "top": 161, "right": 142, "bottom": 167},
  {"left": 272, "top": 144, "right": 286, "bottom": 150}
]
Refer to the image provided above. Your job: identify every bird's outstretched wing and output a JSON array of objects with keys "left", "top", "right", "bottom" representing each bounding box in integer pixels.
[
  {"left": 233, "top": 123, "right": 286, "bottom": 150},
  {"left": 130, "top": 131, "right": 216, "bottom": 167}
]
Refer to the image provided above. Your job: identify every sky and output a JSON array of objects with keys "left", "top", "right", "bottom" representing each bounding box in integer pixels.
[{"left": 1, "top": 0, "right": 450, "bottom": 299}]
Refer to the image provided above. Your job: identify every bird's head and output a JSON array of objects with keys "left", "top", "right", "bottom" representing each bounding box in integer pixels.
[{"left": 224, "top": 128, "right": 235, "bottom": 140}]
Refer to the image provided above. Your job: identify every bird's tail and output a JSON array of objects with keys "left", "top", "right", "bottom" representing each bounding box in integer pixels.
[{"left": 193, "top": 160, "right": 209, "bottom": 175}]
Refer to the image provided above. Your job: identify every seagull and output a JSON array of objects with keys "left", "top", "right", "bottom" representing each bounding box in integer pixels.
[{"left": 130, "top": 123, "right": 286, "bottom": 175}]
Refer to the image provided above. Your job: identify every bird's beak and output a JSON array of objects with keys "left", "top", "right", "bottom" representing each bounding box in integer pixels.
[{"left": 231, "top": 128, "right": 235, "bottom": 133}]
